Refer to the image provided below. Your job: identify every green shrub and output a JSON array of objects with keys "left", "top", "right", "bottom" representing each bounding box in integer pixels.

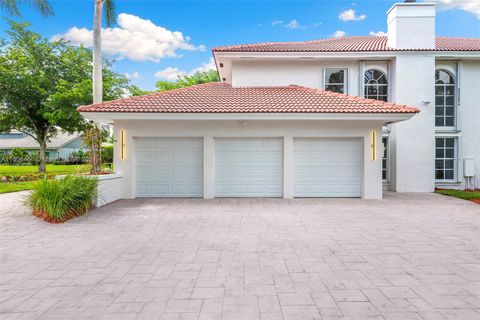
[
  {"left": 101, "top": 146, "right": 113, "bottom": 165},
  {"left": 26, "top": 175, "right": 98, "bottom": 222},
  {"left": 3, "top": 148, "right": 28, "bottom": 164}
]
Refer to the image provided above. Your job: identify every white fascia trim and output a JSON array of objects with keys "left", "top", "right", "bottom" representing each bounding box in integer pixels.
[
  {"left": 80, "top": 112, "right": 416, "bottom": 123},
  {"left": 214, "top": 51, "right": 480, "bottom": 60}
]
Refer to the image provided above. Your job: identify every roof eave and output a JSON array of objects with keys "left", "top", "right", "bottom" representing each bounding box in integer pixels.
[{"left": 80, "top": 111, "right": 417, "bottom": 124}]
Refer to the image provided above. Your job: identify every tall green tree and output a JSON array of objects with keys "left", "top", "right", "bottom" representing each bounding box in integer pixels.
[
  {"left": 93, "top": 0, "right": 115, "bottom": 104},
  {"left": 0, "top": 0, "right": 53, "bottom": 17},
  {"left": 0, "top": 21, "right": 129, "bottom": 172},
  {"left": 156, "top": 69, "right": 219, "bottom": 92}
]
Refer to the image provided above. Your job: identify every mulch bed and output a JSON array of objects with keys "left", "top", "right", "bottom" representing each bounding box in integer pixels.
[
  {"left": 32, "top": 207, "right": 94, "bottom": 224},
  {"left": 471, "top": 199, "right": 480, "bottom": 205}
]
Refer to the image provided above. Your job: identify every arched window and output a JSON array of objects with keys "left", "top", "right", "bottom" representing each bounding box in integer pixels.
[
  {"left": 364, "top": 69, "right": 388, "bottom": 102},
  {"left": 435, "top": 70, "right": 456, "bottom": 127}
]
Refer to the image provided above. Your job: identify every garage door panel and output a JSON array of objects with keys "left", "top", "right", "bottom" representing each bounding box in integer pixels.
[
  {"left": 215, "top": 138, "right": 283, "bottom": 197},
  {"left": 135, "top": 137, "right": 203, "bottom": 197},
  {"left": 294, "top": 138, "right": 362, "bottom": 198}
]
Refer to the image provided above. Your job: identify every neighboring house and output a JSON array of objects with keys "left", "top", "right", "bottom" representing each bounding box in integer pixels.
[
  {"left": 78, "top": 1, "right": 480, "bottom": 200},
  {"left": 0, "top": 131, "right": 84, "bottom": 160}
]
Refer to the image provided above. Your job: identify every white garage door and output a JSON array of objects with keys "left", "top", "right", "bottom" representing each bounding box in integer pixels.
[
  {"left": 294, "top": 138, "right": 362, "bottom": 197},
  {"left": 135, "top": 137, "right": 203, "bottom": 197},
  {"left": 215, "top": 138, "right": 283, "bottom": 197}
]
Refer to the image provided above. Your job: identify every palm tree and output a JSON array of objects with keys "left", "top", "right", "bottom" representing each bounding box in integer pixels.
[
  {"left": 0, "top": 0, "right": 53, "bottom": 16},
  {"left": 89, "top": 0, "right": 115, "bottom": 175},
  {"left": 93, "top": 0, "right": 115, "bottom": 104}
]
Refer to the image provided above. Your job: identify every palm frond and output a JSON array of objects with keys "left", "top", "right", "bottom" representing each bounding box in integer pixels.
[
  {"left": 103, "top": 0, "right": 116, "bottom": 27},
  {"left": 27, "top": 0, "right": 54, "bottom": 16},
  {"left": 0, "top": 0, "right": 21, "bottom": 16},
  {"left": 0, "top": 0, "right": 53, "bottom": 16}
]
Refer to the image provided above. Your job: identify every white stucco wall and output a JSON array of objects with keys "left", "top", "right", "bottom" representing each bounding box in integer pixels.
[
  {"left": 458, "top": 61, "right": 480, "bottom": 188},
  {"left": 389, "top": 55, "right": 436, "bottom": 192},
  {"left": 113, "top": 120, "right": 384, "bottom": 200},
  {"left": 387, "top": 4, "right": 436, "bottom": 49},
  {"left": 96, "top": 173, "right": 123, "bottom": 207},
  {"left": 232, "top": 61, "right": 361, "bottom": 96}
]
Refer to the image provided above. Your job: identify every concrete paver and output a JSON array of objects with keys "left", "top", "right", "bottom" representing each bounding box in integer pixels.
[{"left": 0, "top": 191, "right": 479, "bottom": 319}]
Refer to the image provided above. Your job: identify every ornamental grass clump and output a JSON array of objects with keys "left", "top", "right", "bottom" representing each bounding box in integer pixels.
[{"left": 27, "top": 175, "right": 98, "bottom": 223}]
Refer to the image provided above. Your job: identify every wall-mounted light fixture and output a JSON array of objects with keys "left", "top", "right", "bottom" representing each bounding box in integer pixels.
[
  {"left": 121, "top": 129, "right": 126, "bottom": 160},
  {"left": 371, "top": 130, "right": 377, "bottom": 161}
]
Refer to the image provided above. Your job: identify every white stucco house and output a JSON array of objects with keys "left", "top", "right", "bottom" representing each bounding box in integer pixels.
[{"left": 79, "top": 1, "right": 480, "bottom": 200}]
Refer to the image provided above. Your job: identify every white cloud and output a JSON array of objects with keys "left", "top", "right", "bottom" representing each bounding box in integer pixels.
[
  {"left": 428, "top": 0, "right": 480, "bottom": 19},
  {"left": 155, "top": 58, "right": 216, "bottom": 80},
  {"left": 369, "top": 31, "right": 387, "bottom": 36},
  {"left": 285, "top": 19, "right": 306, "bottom": 29},
  {"left": 52, "top": 13, "right": 205, "bottom": 62},
  {"left": 154, "top": 67, "right": 185, "bottom": 81},
  {"left": 125, "top": 71, "right": 140, "bottom": 79},
  {"left": 190, "top": 57, "right": 216, "bottom": 74},
  {"left": 339, "top": 9, "right": 366, "bottom": 21},
  {"left": 270, "top": 19, "right": 321, "bottom": 29},
  {"left": 331, "top": 30, "right": 347, "bottom": 38}
]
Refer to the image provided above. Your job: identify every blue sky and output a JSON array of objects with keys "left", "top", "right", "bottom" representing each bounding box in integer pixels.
[{"left": 1, "top": 0, "right": 479, "bottom": 90}]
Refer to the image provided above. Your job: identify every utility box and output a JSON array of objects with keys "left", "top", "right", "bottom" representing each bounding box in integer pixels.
[{"left": 464, "top": 158, "right": 475, "bottom": 177}]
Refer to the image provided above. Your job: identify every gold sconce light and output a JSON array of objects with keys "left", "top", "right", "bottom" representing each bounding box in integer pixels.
[
  {"left": 120, "top": 130, "right": 126, "bottom": 160},
  {"left": 371, "top": 130, "right": 377, "bottom": 161}
]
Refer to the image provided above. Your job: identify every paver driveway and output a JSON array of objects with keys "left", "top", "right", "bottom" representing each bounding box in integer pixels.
[{"left": 1, "top": 192, "right": 479, "bottom": 320}]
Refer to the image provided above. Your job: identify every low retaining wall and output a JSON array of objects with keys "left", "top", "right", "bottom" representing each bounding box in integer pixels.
[
  {"left": 56, "top": 173, "right": 123, "bottom": 207},
  {"left": 95, "top": 173, "right": 123, "bottom": 207}
]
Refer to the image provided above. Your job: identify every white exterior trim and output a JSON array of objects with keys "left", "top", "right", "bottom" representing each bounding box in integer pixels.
[{"left": 81, "top": 112, "right": 415, "bottom": 123}]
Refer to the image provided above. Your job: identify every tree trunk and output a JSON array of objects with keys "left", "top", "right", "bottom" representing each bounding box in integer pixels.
[
  {"left": 93, "top": 0, "right": 103, "bottom": 104},
  {"left": 38, "top": 141, "right": 47, "bottom": 173}
]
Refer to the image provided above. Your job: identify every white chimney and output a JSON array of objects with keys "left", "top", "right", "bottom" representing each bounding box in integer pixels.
[{"left": 387, "top": 2, "right": 436, "bottom": 49}]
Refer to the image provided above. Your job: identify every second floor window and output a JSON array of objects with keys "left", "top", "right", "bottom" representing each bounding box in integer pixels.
[
  {"left": 364, "top": 69, "right": 388, "bottom": 102},
  {"left": 325, "top": 68, "right": 346, "bottom": 94},
  {"left": 435, "top": 69, "right": 456, "bottom": 128}
]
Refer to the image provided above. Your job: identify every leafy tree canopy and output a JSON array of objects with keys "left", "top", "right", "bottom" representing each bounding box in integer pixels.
[
  {"left": 0, "top": 21, "right": 129, "bottom": 171},
  {"left": 155, "top": 69, "right": 219, "bottom": 92}
]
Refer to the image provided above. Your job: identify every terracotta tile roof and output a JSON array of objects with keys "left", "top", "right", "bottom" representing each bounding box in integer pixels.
[
  {"left": 212, "top": 36, "right": 480, "bottom": 52},
  {"left": 78, "top": 83, "right": 419, "bottom": 114}
]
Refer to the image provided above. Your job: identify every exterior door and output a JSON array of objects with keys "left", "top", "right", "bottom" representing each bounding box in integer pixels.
[
  {"left": 215, "top": 138, "right": 283, "bottom": 197},
  {"left": 294, "top": 138, "right": 362, "bottom": 197},
  {"left": 135, "top": 137, "right": 203, "bottom": 197}
]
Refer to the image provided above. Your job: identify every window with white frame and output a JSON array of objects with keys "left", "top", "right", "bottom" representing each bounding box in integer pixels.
[
  {"left": 435, "top": 137, "right": 456, "bottom": 181},
  {"left": 364, "top": 69, "right": 388, "bottom": 102},
  {"left": 325, "top": 68, "right": 346, "bottom": 94},
  {"left": 435, "top": 70, "right": 456, "bottom": 127},
  {"left": 382, "top": 137, "right": 389, "bottom": 181}
]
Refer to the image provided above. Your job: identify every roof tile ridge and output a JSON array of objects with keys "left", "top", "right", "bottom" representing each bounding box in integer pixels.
[
  {"left": 213, "top": 35, "right": 386, "bottom": 50},
  {"left": 284, "top": 85, "right": 420, "bottom": 112},
  {"left": 77, "top": 82, "right": 226, "bottom": 111},
  {"left": 436, "top": 36, "right": 480, "bottom": 40}
]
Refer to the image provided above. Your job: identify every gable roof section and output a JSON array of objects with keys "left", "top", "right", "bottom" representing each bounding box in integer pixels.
[
  {"left": 77, "top": 83, "right": 418, "bottom": 114},
  {"left": 0, "top": 132, "right": 82, "bottom": 150},
  {"left": 212, "top": 36, "right": 480, "bottom": 53}
]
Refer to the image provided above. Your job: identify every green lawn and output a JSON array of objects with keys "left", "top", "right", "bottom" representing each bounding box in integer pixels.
[
  {"left": 0, "top": 181, "right": 37, "bottom": 194},
  {"left": 0, "top": 164, "right": 90, "bottom": 176},
  {"left": 0, "top": 164, "right": 91, "bottom": 194},
  {"left": 436, "top": 189, "right": 480, "bottom": 200}
]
